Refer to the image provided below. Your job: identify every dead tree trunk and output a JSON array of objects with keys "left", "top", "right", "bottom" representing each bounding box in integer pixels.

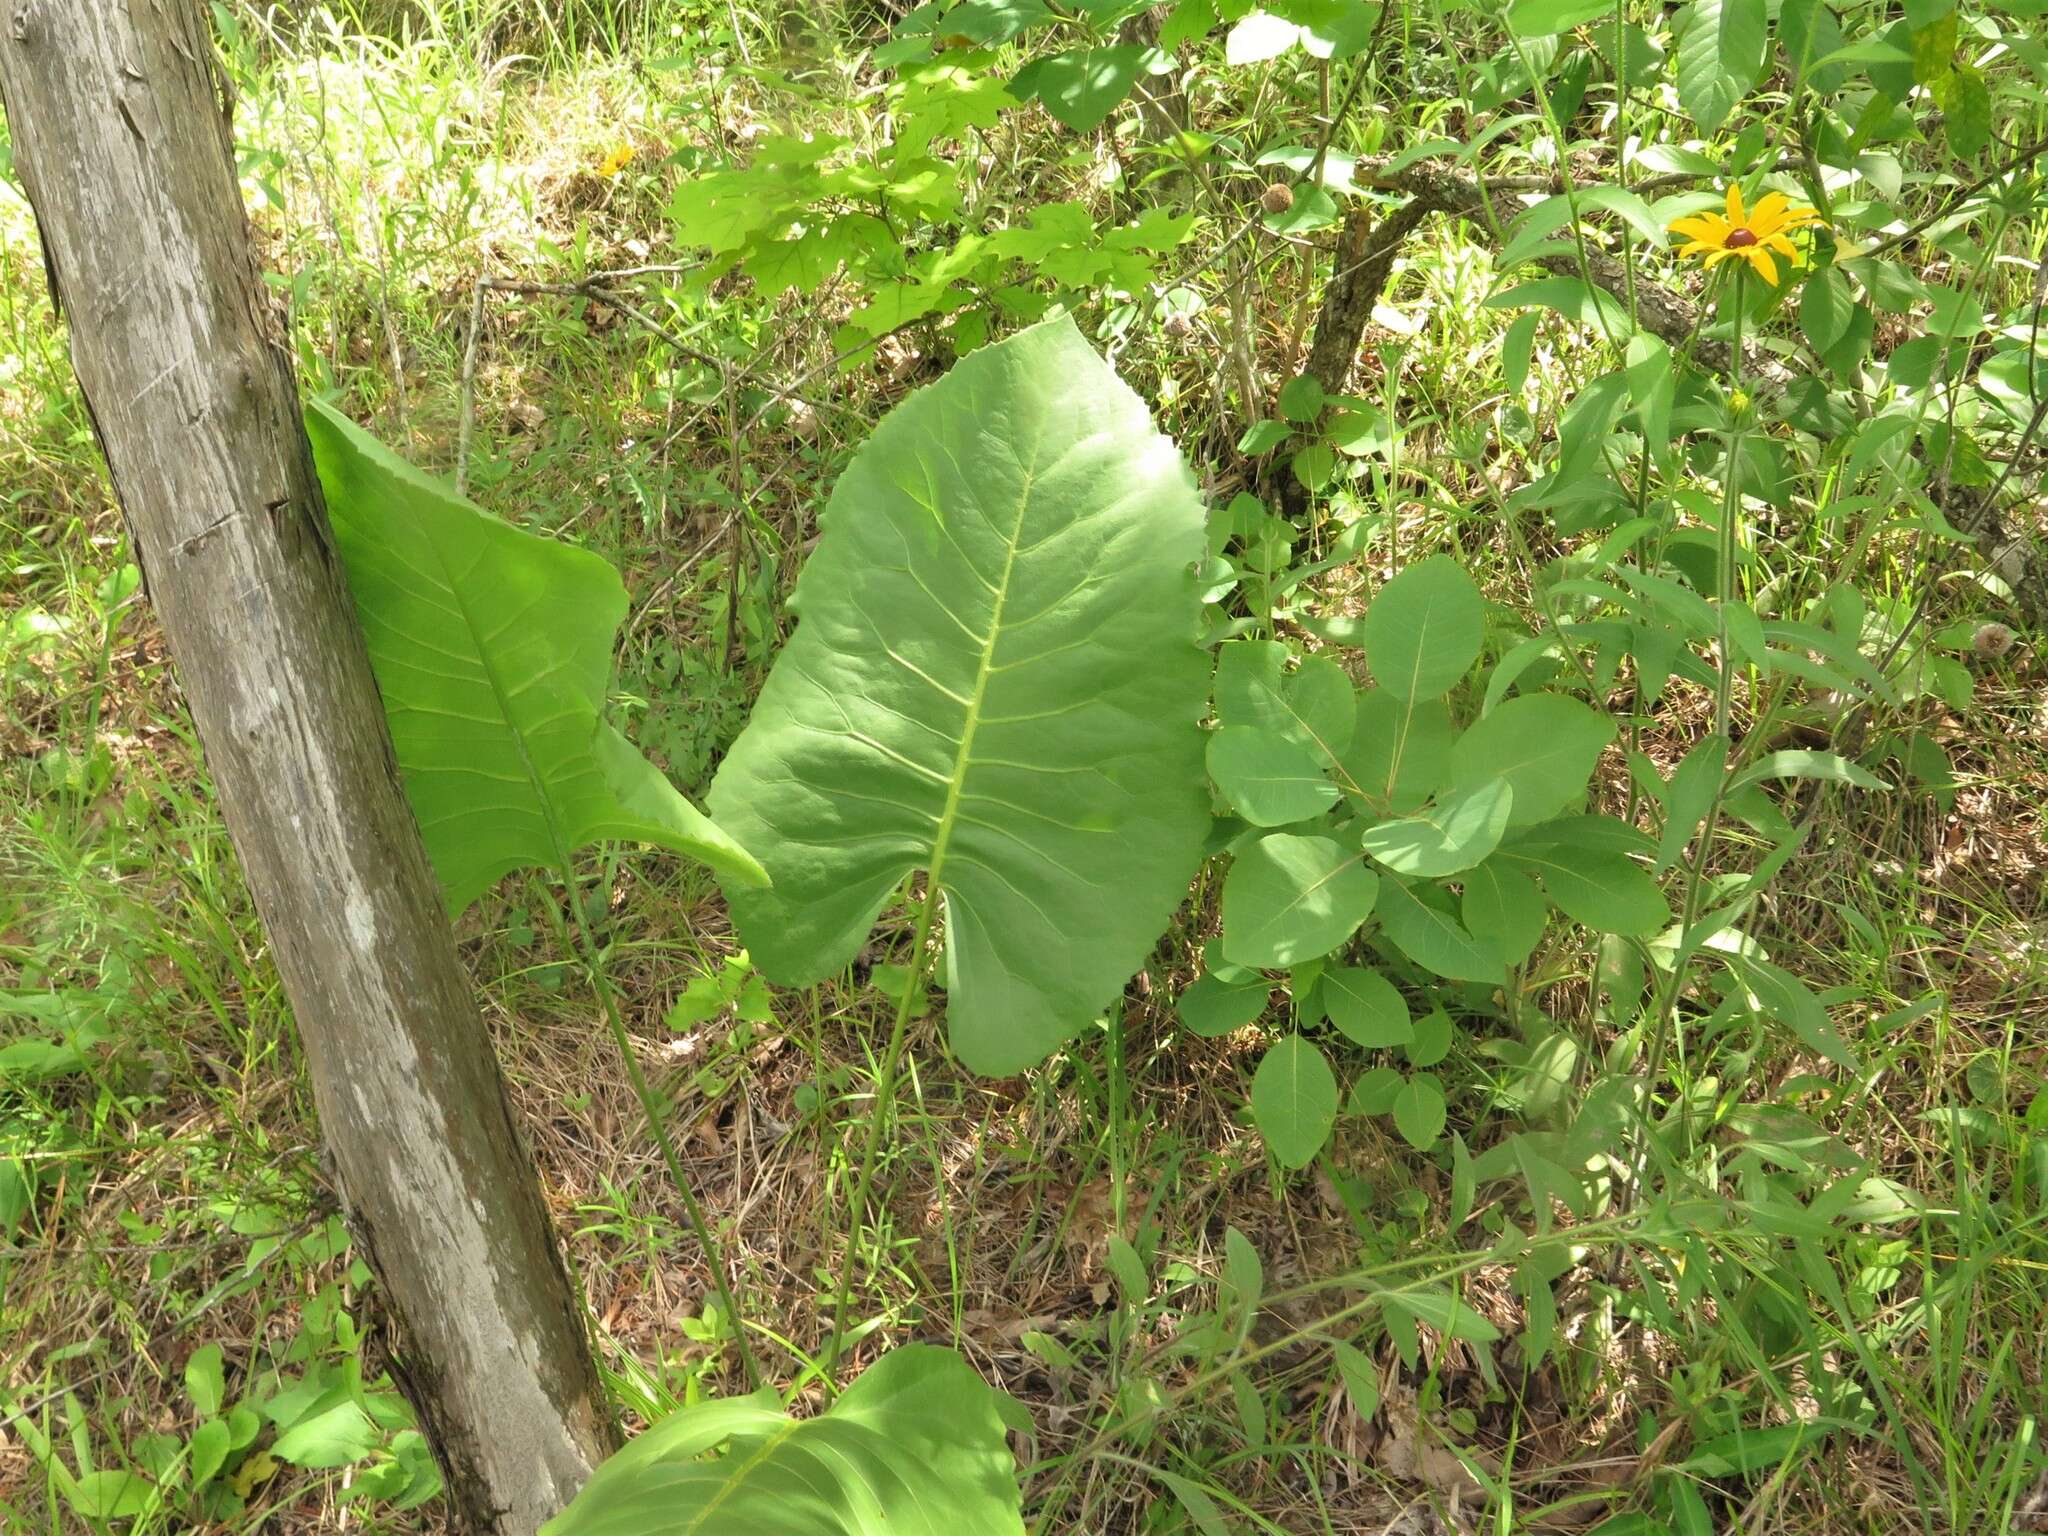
[{"left": 0, "top": 4, "right": 613, "bottom": 1530}]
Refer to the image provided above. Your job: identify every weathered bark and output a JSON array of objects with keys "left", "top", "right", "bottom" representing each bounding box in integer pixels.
[
  {"left": 1300, "top": 199, "right": 1434, "bottom": 395},
  {"left": 0, "top": 4, "right": 614, "bottom": 1530},
  {"left": 1267, "top": 200, "right": 1432, "bottom": 517}
]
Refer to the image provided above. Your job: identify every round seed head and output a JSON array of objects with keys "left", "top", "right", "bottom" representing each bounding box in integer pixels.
[
  {"left": 1973, "top": 621, "right": 2017, "bottom": 658},
  {"left": 1260, "top": 182, "right": 1295, "bottom": 215}
]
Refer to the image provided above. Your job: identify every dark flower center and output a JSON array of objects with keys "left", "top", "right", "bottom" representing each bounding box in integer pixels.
[{"left": 1725, "top": 227, "right": 1758, "bottom": 248}]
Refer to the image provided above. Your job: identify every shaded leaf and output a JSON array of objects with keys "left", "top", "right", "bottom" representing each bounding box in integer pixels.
[
  {"left": 1361, "top": 779, "right": 1514, "bottom": 877},
  {"left": 1179, "top": 973, "right": 1269, "bottom": 1037},
  {"left": 543, "top": 1346, "right": 1025, "bottom": 1536},
  {"left": 1391, "top": 1073, "right": 1448, "bottom": 1148},
  {"left": 1319, "top": 965, "right": 1413, "bottom": 1048},
  {"left": 1676, "top": 0, "right": 1767, "bottom": 133},
  {"left": 1223, "top": 835, "right": 1380, "bottom": 968},
  {"left": 1208, "top": 726, "right": 1340, "bottom": 825},
  {"left": 1375, "top": 879, "right": 1502, "bottom": 982},
  {"left": 1382, "top": 1287, "right": 1500, "bottom": 1343}
]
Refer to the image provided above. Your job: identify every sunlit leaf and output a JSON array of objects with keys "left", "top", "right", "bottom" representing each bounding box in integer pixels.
[
  {"left": 707, "top": 317, "right": 1210, "bottom": 1075},
  {"left": 308, "top": 404, "right": 765, "bottom": 914}
]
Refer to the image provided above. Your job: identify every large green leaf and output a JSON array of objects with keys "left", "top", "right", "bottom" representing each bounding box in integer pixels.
[
  {"left": 541, "top": 1345, "right": 1025, "bottom": 1536},
  {"left": 705, "top": 317, "right": 1211, "bottom": 1075},
  {"left": 306, "top": 403, "right": 765, "bottom": 915}
]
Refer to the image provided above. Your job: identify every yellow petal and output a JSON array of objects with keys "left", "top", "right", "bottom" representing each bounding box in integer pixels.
[
  {"left": 1750, "top": 192, "right": 1791, "bottom": 230},
  {"left": 1725, "top": 183, "right": 1747, "bottom": 226},
  {"left": 1703, "top": 247, "right": 1737, "bottom": 267},
  {"left": 1745, "top": 246, "right": 1779, "bottom": 284},
  {"left": 1677, "top": 239, "right": 1719, "bottom": 259},
  {"left": 1762, "top": 233, "right": 1799, "bottom": 259},
  {"left": 1670, "top": 214, "right": 1729, "bottom": 244}
]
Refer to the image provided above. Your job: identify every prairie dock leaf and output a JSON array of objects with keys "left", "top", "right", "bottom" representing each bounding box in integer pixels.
[
  {"left": 542, "top": 1345, "right": 1025, "bottom": 1536},
  {"left": 707, "top": 317, "right": 1211, "bottom": 1075},
  {"left": 306, "top": 403, "right": 765, "bottom": 915}
]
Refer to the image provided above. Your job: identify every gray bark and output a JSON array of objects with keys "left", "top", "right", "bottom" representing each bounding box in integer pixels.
[{"left": 0, "top": 3, "right": 613, "bottom": 1530}]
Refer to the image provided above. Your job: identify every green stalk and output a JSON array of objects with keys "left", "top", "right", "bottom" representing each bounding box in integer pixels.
[
  {"left": 556, "top": 863, "right": 763, "bottom": 1392},
  {"left": 1641, "top": 268, "right": 1747, "bottom": 1132},
  {"left": 822, "top": 877, "right": 941, "bottom": 1384}
]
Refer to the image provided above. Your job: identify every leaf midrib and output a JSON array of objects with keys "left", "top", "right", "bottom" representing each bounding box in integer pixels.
[
  {"left": 417, "top": 521, "right": 582, "bottom": 880},
  {"left": 679, "top": 1420, "right": 802, "bottom": 1532},
  {"left": 920, "top": 444, "right": 1042, "bottom": 898}
]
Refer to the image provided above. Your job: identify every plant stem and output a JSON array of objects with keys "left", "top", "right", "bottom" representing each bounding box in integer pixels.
[
  {"left": 557, "top": 863, "right": 763, "bottom": 1391},
  {"left": 1632, "top": 270, "right": 1747, "bottom": 1190},
  {"left": 823, "top": 878, "right": 942, "bottom": 1385}
]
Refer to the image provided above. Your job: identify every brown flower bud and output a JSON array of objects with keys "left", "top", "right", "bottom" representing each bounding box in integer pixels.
[
  {"left": 1162, "top": 312, "right": 1194, "bottom": 338},
  {"left": 1973, "top": 621, "right": 2016, "bottom": 658},
  {"left": 1259, "top": 181, "right": 1295, "bottom": 215}
]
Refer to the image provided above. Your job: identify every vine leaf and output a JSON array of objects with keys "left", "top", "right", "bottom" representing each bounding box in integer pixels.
[
  {"left": 706, "top": 316, "right": 1211, "bottom": 1075},
  {"left": 540, "top": 1345, "right": 1025, "bottom": 1536},
  {"left": 307, "top": 403, "right": 765, "bottom": 916}
]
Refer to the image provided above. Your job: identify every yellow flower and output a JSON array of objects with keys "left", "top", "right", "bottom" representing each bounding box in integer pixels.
[
  {"left": 597, "top": 143, "right": 637, "bottom": 178},
  {"left": 1668, "top": 184, "right": 1824, "bottom": 286}
]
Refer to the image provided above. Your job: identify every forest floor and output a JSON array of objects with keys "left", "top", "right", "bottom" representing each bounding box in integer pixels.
[{"left": 3, "top": 3, "right": 2046, "bottom": 1534}]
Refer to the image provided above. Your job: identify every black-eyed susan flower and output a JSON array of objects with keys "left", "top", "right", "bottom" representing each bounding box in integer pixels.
[
  {"left": 597, "top": 143, "right": 637, "bottom": 178},
  {"left": 1669, "top": 185, "right": 1824, "bottom": 285}
]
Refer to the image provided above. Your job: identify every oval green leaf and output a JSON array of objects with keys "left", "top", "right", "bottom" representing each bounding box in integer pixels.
[
  {"left": 1360, "top": 777, "right": 1514, "bottom": 876},
  {"left": 1505, "top": 846, "right": 1670, "bottom": 935},
  {"left": 1450, "top": 693, "right": 1615, "bottom": 827},
  {"left": 1391, "top": 1073, "right": 1448, "bottom": 1149},
  {"left": 1361, "top": 556, "right": 1485, "bottom": 701},
  {"left": 1374, "top": 878, "right": 1503, "bottom": 982},
  {"left": 1178, "top": 973, "right": 1270, "bottom": 1038},
  {"left": 1207, "top": 726, "right": 1340, "bottom": 826},
  {"left": 1250, "top": 1035, "right": 1339, "bottom": 1169},
  {"left": 1319, "top": 964, "right": 1413, "bottom": 1048},
  {"left": 1222, "top": 834, "right": 1380, "bottom": 969}
]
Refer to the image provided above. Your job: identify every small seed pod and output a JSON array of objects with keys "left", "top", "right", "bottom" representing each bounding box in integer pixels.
[
  {"left": 1259, "top": 181, "right": 1295, "bottom": 215},
  {"left": 1972, "top": 621, "right": 2017, "bottom": 658},
  {"left": 1162, "top": 312, "right": 1194, "bottom": 339}
]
